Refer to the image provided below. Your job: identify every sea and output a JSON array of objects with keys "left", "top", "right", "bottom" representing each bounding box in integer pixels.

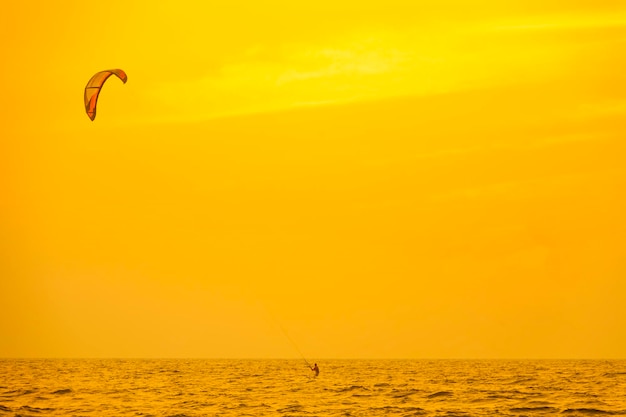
[{"left": 1, "top": 359, "right": 625, "bottom": 416}]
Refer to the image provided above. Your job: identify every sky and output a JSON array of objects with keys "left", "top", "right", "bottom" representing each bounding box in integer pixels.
[{"left": 1, "top": 1, "right": 625, "bottom": 359}]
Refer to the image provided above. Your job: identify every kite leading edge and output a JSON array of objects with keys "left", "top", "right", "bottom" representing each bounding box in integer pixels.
[{"left": 84, "top": 69, "right": 127, "bottom": 121}]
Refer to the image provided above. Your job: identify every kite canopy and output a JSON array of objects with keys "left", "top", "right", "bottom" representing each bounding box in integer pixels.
[{"left": 84, "top": 69, "right": 127, "bottom": 121}]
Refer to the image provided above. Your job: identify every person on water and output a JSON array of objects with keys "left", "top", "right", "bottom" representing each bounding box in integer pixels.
[{"left": 311, "top": 363, "right": 319, "bottom": 376}]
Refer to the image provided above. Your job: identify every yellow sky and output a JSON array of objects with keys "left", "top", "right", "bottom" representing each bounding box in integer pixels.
[{"left": 1, "top": 1, "right": 625, "bottom": 358}]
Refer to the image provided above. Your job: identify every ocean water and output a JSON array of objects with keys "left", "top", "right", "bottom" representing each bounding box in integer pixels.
[{"left": 1, "top": 359, "right": 625, "bottom": 416}]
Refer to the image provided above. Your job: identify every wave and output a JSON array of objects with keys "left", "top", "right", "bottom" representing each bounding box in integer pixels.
[
  {"left": 483, "top": 394, "right": 511, "bottom": 400},
  {"left": 372, "top": 406, "right": 427, "bottom": 416},
  {"left": 509, "top": 406, "right": 560, "bottom": 413},
  {"left": 561, "top": 408, "right": 619, "bottom": 415},
  {"left": 603, "top": 372, "right": 626, "bottom": 378},
  {"left": 19, "top": 405, "right": 56, "bottom": 413},
  {"left": 427, "top": 391, "right": 454, "bottom": 399},
  {"left": 51, "top": 389, "right": 72, "bottom": 395},
  {"left": 508, "top": 377, "right": 537, "bottom": 384},
  {"left": 401, "top": 407, "right": 428, "bottom": 416},
  {"left": 277, "top": 404, "right": 305, "bottom": 414},
  {"left": 336, "top": 385, "right": 370, "bottom": 393},
  {"left": 391, "top": 390, "right": 420, "bottom": 399},
  {"left": 0, "top": 389, "right": 37, "bottom": 397}
]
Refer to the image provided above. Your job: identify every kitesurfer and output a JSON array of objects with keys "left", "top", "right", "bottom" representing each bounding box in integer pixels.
[{"left": 311, "top": 363, "right": 319, "bottom": 376}]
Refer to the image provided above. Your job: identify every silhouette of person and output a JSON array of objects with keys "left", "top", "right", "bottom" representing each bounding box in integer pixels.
[{"left": 311, "top": 363, "right": 319, "bottom": 376}]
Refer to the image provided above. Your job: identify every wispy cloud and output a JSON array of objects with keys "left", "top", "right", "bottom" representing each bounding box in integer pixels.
[{"left": 139, "top": 10, "right": 626, "bottom": 125}]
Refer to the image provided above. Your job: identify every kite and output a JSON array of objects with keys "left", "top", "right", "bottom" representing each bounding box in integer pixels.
[{"left": 84, "top": 69, "right": 127, "bottom": 121}]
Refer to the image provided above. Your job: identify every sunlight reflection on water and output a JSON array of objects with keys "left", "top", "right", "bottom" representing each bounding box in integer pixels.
[{"left": 1, "top": 359, "right": 625, "bottom": 416}]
